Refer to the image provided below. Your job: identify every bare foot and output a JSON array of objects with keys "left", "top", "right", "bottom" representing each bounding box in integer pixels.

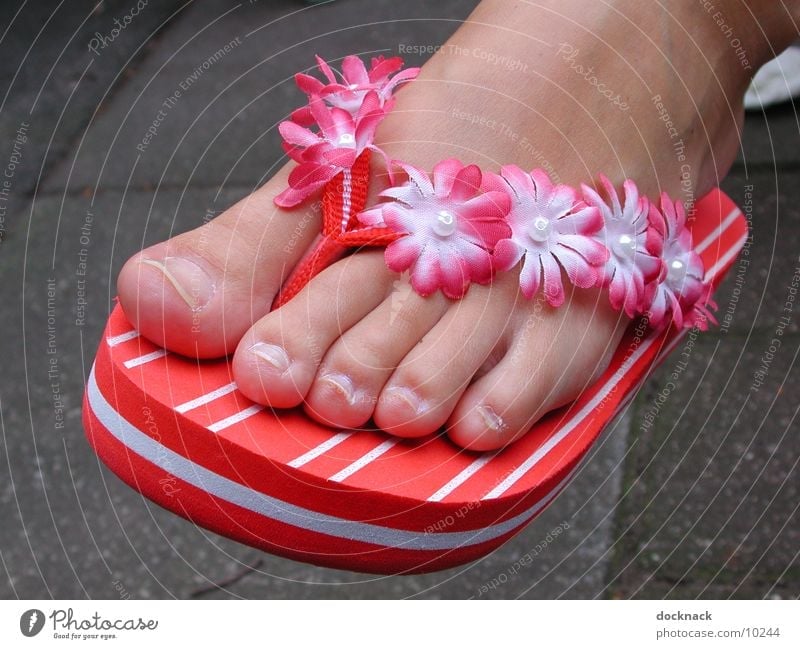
[{"left": 118, "top": 0, "right": 790, "bottom": 449}]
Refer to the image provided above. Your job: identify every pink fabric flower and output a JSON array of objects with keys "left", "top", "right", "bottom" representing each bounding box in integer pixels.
[
  {"left": 646, "top": 195, "right": 716, "bottom": 330},
  {"left": 486, "top": 166, "right": 607, "bottom": 306},
  {"left": 359, "top": 159, "right": 511, "bottom": 299},
  {"left": 274, "top": 92, "right": 386, "bottom": 207},
  {"left": 582, "top": 175, "right": 663, "bottom": 318},
  {"left": 291, "top": 55, "right": 419, "bottom": 124}
]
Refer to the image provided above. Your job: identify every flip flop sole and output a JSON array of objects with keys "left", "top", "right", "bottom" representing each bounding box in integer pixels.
[{"left": 82, "top": 188, "right": 747, "bottom": 574}]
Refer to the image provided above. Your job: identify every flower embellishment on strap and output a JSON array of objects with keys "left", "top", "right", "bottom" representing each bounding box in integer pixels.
[
  {"left": 275, "top": 55, "right": 419, "bottom": 208},
  {"left": 647, "top": 195, "right": 717, "bottom": 330},
  {"left": 275, "top": 92, "right": 387, "bottom": 208},
  {"left": 292, "top": 55, "right": 420, "bottom": 123},
  {"left": 582, "top": 176, "right": 663, "bottom": 318},
  {"left": 359, "top": 160, "right": 510, "bottom": 298},
  {"left": 273, "top": 53, "right": 717, "bottom": 330},
  {"left": 486, "top": 166, "right": 607, "bottom": 307}
]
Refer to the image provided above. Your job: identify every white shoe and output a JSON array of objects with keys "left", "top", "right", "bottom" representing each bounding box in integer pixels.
[{"left": 745, "top": 43, "right": 800, "bottom": 110}]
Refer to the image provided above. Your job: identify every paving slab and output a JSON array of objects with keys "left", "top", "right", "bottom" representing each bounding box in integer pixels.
[
  {"left": 714, "top": 169, "right": 800, "bottom": 335},
  {"left": 735, "top": 102, "right": 800, "bottom": 170},
  {"left": 0, "top": 0, "right": 186, "bottom": 246},
  {"left": 607, "top": 329, "right": 799, "bottom": 599}
]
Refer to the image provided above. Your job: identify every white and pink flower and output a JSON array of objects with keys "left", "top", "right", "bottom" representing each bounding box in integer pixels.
[
  {"left": 486, "top": 166, "right": 607, "bottom": 306},
  {"left": 359, "top": 159, "right": 511, "bottom": 299},
  {"left": 291, "top": 55, "right": 419, "bottom": 124},
  {"left": 582, "top": 175, "right": 663, "bottom": 318},
  {"left": 274, "top": 92, "right": 386, "bottom": 207},
  {"left": 646, "top": 195, "right": 715, "bottom": 330},
  {"left": 275, "top": 55, "right": 420, "bottom": 208}
]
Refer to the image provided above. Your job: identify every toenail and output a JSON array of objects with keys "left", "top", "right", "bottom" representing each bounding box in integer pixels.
[
  {"left": 318, "top": 372, "right": 357, "bottom": 405},
  {"left": 383, "top": 386, "right": 426, "bottom": 416},
  {"left": 140, "top": 256, "right": 215, "bottom": 310},
  {"left": 249, "top": 342, "right": 291, "bottom": 373},
  {"left": 477, "top": 405, "right": 508, "bottom": 434}
]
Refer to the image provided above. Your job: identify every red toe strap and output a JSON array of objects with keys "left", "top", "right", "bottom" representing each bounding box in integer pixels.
[{"left": 272, "top": 150, "right": 400, "bottom": 309}]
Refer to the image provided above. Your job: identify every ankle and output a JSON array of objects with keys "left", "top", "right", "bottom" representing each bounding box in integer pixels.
[
  {"left": 725, "top": 0, "right": 800, "bottom": 69},
  {"left": 434, "top": 0, "right": 751, "bottom": 196}
]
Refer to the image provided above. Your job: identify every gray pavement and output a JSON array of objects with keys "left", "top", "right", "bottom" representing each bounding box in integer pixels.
[{"left": 0, "top": 0, "right": 797, "bottom": 599}]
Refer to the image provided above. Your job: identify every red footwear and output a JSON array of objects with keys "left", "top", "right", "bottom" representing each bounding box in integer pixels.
[{"left": 83, "top": 188, "right": 747, "bottom": 574}]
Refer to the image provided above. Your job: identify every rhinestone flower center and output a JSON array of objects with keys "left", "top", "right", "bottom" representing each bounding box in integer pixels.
[
  {"left": 433, "top": 209, "right": 458, "bottom": 237},
  {"left": 528, "top": 216, "right": 551, "bottom": 243}
]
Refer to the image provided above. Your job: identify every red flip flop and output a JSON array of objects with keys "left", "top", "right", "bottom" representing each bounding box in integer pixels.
[{"left": 82, "top": 188, "right": 746, "bottom": 574}]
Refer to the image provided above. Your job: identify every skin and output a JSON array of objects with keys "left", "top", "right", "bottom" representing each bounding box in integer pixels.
[{"left": 117, "top": 0, "right": 800, "bottom": 450}]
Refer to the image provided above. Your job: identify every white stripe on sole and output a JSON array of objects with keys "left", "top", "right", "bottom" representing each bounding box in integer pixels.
[
  {"left": 175, "top": 382, "right": 238, "bottom": 414},
  {"left": 428, "top": 454, "right": 496, "bottom": 503},
  {"left": 695, "top": 208, "right": 741, "bottom": 253},
  {"left": 123, "top": 349, "right": 168, "bottom": 369},
  {"left": 329, "top": 439, "right": 397, "bottom": 483},
  {"left": 207, "top": 404, "right": 263, "bottom": 433},
  {"left": 106, "top": 330, "right": 140, "bottom": 347},
  {"left": 288, "top": 431, "right": 353, "bottom": 469}
]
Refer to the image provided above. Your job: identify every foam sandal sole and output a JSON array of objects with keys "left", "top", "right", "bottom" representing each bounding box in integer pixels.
[{"left": 82, "top": 188, "right": 747, "bottom": 575}]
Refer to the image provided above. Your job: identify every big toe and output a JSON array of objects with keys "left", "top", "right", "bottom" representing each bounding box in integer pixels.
[{"left": 117, "top": 166, "right": 320, "bottom": 358}]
